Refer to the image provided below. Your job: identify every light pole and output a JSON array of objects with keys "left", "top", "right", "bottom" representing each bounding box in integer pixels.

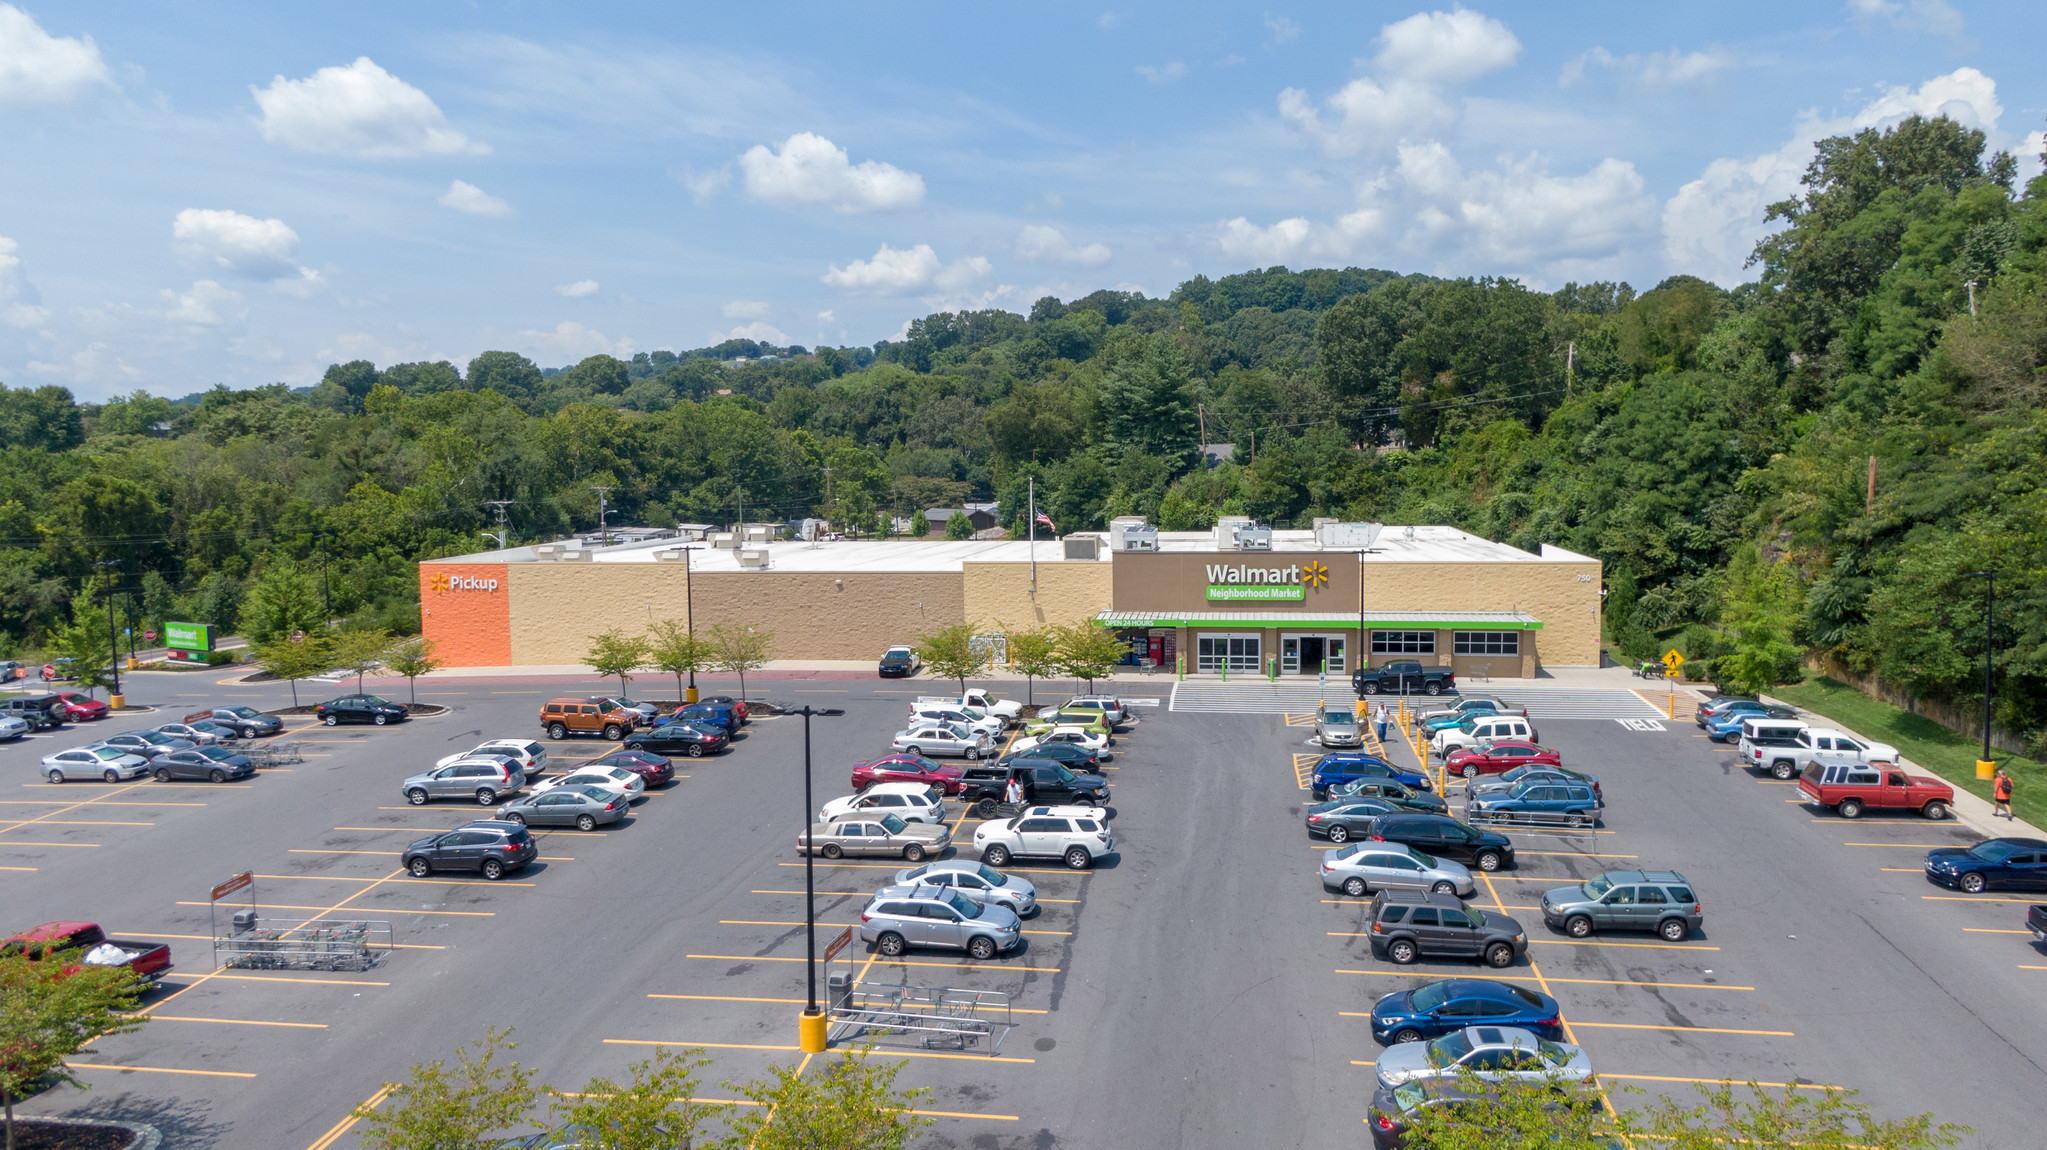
[
  {"left": 791, "top": 703, "right": 844, "bottom": 1052},
  {"left": 1965, "top": 571, "right": 1997, "bottom": 779},
  {"left": 94, "top": 559, "right": 122, "bottom": 707},
  {"left": 682, "top": 544, "right": 701, "bottom": 703}
]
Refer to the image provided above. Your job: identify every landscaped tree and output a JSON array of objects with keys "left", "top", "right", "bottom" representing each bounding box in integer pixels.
[
  {"left": 1053, "top": 623, "right": 1126, "bottom": 692},
  {"left": 0, "top": 935, "right": 152, "bottom": 1150},
  {"left": 330, "top": 628, "right": 394, "bottom": 693},
  {"left": 1390, "top": 1068, "right": 1614, "bottom": 1150},
  {"left": 646, "top": 619, "right": 712, "bottom": 703},
  {"left": 914, "top": 621, "right": 986, "bottom": 694},
  {"left": 1005, "top": 626, "right": 1059, "bottom": 706},
  {"left": 944, "top": 510, "right": 975, "bottom": 540},
  {"left": 586, "top": 630, "right": 650, "bottom": 697},
  {"left": 385, "top": 636, "right": 442, "bottom": 703},
  {"left": 706, "top": 623, "right": 774, "bottom": 701},
  {"left": 1622, "top": 1079, "right": 1967, "bottom": 1150},
  {"left": 352, "top": 1027, "right": 537, "bottom": 1150},
  {"left": 549, "top": 1046, "right": 715, "bottom": 1150},
  {"left": 255, "top": 631, "right": 334, "bottom": 709},
  {"left": 50, "top": 579, "right": 117, "bottom": 699},
  {"left": 238, "top": 561, "right": 327, "bottom": 644},
  {"left": 714, "top": 1049, "right": 932, "bottom": 1150}
]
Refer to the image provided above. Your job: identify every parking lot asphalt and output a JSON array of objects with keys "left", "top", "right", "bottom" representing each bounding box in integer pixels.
[{"left": 3, "top": 673, "right": 2043, "bottom": 1148}]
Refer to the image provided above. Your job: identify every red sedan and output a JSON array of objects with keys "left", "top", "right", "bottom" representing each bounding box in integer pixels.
[
  {"left": 1444, "top": 740, "right": 1561, "bottom": 780},
  {"left": 850, "top": 754, "right": 964, "bottom": 795},
  {"left": 55, "top": 693, "right": 108, "bottom": 721}
]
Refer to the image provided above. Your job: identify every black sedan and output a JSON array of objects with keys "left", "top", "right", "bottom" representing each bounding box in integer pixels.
[
  {"left": 97, "top": 731, "right": 194, "bottom": 761},
  {"left": 316, "top": 694, "right": 409, "bottom": 726},
  {"left": 1305, "top": 798, "right": 1400, "bottom": 843},
  {"left": 1924, "top": 837, "right": 2047, "bottom": 892},
  {"left": 623, "top": 722, "right": 727, "bottom": 758},
  {"left": 151, "top": 748, "right": 256, "bottom": 783}
]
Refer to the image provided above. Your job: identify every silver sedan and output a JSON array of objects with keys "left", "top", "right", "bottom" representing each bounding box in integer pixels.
[
  {"left": 1319, "top": 841, "right": 1474, "bottom": 897},
  {"left": 1316, "top": 708, "right": 1363, "bottom": 748},
  {"left": 41, "top": 745, "right": 150, "bottom": 783},
  {"left": 497, "top": 785, "right": 628, "bottom": 831},
  {"left": 890, "top": 722, "right": 990, "bottom": 760}
]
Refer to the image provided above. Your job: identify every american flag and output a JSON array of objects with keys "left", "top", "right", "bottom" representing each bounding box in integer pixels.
[{"left": 1035, "top": 510, "right": 1056, "bottom": 531}]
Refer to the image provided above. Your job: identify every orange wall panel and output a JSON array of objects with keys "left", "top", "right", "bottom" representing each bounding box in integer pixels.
[{"left": 420, "top": 563, "right": 512, "bottom": 666}]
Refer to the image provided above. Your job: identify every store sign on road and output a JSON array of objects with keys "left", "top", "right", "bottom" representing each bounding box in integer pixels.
[{"left": 165, "top": 621, "right": 214, "bottom": 652}]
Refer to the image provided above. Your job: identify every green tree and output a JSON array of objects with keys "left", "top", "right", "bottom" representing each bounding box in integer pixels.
[
  {"left": 1388, "top": 1068, "right": 1612, "bottom": 1150},
  {"left": 944, "top": 510, "right": 975, "bottom": 540},
  {"left": 646, "top": 619, "right": 712, "bottom": 703},
  {"left": 1715, "top": 549, "right": 1804, "bottom": 696},
  {"left": 586, "top": 630, "right": 650, "bottom": 697},
  {"left": 239, "top": 563, "right": 327, "bottom": 645},
  {"left": 914, "top": 621, "right": 986, "bottom": 693},
  {"left": 50, "top": 582, "right": 117, "bottom": 698},
  {"left": 1053, "top": 623, "right": 1126, "bottom": 691},
  {"left": 352, "top": 1027, "right": 537, "bottom": 1150},
  {"left": 255, "top": 632, "right": 334, "bottom": 709},
  {"left": 330, "top": 628, "right": 394, "bottom": 694},
  {"left": 1006, "top": 627, "right": 1059, "bottom": 706},
  {"left": 713, "top": 1049, "right": 932, "bottom": 1150},
  {"left": 385, "top": 636, "right": 441, "bottom": 703},
  {"left": 1622, "top": 1079, "right": 1967, "bottom": 1150},
  {"left": 0, "top": 937, "right": 152, "bottom": 1150},
  {"left": 549, "top": 1047, "right": 715, "bottom": 1150},
  {"left": 706, "top": 623, "right": 774, "bottom": 701},
  {"left": 1094, "top": 334, "right": 1197, "bottom": 471}
]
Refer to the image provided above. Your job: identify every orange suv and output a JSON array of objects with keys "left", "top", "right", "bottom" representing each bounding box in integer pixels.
[{"left": 540, "top": 698, "right": 638, "bottom": 741}]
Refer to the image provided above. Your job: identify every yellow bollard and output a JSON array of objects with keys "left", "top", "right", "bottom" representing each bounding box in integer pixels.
[
  {"left": 798, "top": 1008, "right": 828, "bottom": 1053},
  {"left": 109, "top": 693, "right": 125, "bottom": 710},
  {"left": 685, "top": 686, "right": 700, "bottom": 704},
  {"left": 1976, "top": 759, "right": 1996, "bottom": 780}
]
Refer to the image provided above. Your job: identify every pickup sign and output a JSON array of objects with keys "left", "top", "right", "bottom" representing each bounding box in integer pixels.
[{"left": 5, "top": 921, "right": 172, "bottom": 983}]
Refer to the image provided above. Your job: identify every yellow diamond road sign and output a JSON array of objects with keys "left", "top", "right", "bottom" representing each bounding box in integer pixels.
[{"left": 1662, "top": 649, "right": 1685, "bottom": 671}]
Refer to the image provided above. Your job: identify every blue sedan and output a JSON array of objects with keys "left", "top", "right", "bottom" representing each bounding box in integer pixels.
[
  {"left": 1309, "top": 753, "right": 1432, "bottom": 800},
  {"left": 1703, "top": 703, "right": 1797, "bottom": 741},
  {"left": 1369, "top": 978, "right": 1562, "bottom": 1046},
  {"left": 1924, "top": 837, "right": 2047, "bottom": 893}
]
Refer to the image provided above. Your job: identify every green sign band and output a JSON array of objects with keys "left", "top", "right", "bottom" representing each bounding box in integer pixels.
[
  {"left": 1206, "top": 585, "right": 1305, "bottom": 601},
  {"left": 165, "top": 621, "right": 214, "bottom": 652}
]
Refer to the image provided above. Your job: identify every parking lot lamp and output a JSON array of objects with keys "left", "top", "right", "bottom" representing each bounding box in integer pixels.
[
  {"left": 94, "top": 559, "right": 122, "bottom": 706},
  {"left": 1965, "top": 571, "right": 1996, "bottom": 779},
  {"left": 791, "top": 704, "right": 844, "bottom": 1052},
  {"left": 682, "top": 544, "right": 701, "bottom": 703}
]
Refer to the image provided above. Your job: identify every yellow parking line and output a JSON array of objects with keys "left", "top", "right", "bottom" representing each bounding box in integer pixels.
[
  {"left": 0, "top": 800, "right": 204, "bottom": 807},
  {"left": 122, "top": 931, "right": 444, "bottom": 950},
  {"left": 1570, "top": 1021, "right": 1790, "bottom": 1036},
  {"left": 0, "top": 819, "right": 153, "bottom": 827},
  {"left": 1965, "top": 928, "right": 2031, "bottom": 935},
  {"left": 603, "top": 1038, "right": 1036, "bottom": 1065},
  {"left": 1515, "top": 850, "right": 1637, "bottom": 858},
  {"left": 1528, "top": 938, "right": 1718, "bottom": 952},
  {"left": 0, "top": 840, "right": 99, "bottom": 847},
  {"left": 2022, "top": 965, "right": 2047, "bottom": 971},
  {"left": 336, "top": 826, "right": 609, "bottom": 836},
  {"left": 306, "top": 1084, "right": 393, "bottom": 1150},
  {"left": 686, "top": 953, "right": 1059, "bottom": 972},
  {"left": 1332, "top": 968, "right": 1754, "bottom": 991},
  {"left": 1924, "top": 894, "right": 2040, "bottom": 904},
  {"left": 67, "top": 1062, "right": 255, "bottom": 1078},
  {"left": 1602, "top": 1073, "right": 1834, "bottom": 1091},
  {"left": 176, "top": 900, "right": 492, "bottom": 917},
  {"left": 1879, "top": 867, "right": 1919, "bottom": 872},
  {"left": 0, "top": 865, "right": 36, "bottom": 871},
  {"left": 1845, "top": 842, "right": 1958, "bottom": 848},
  {"left": 148, "top": 1015, "right": 329, "bottom": 1029}
]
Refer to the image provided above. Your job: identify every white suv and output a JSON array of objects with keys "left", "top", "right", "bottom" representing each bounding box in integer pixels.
[
  {"left": 906, "top": 705, "right": 1004, "bottom": 738},
  {"left": 975, "top": 811, "right": 1114, "bottom": 869},
  {"left": 436, "top": 739, "right": 549, "bottom": 778},
  {"left": 1432, "top": 716, "right": 1536, "bottom": 756},
  {"left": 820, "top": 782, "right": 946, "bottom": 824}
]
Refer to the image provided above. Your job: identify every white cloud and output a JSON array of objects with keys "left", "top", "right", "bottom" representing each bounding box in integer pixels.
[
  {"left": 722, "top": 299, "right": 770, "bottom": 319},
  {"left": 271, "top": 267, "right": 328, "bottom": 298},
  {"left": 0, "top": 236, "right": 50, "bottom": 328},
  {"left": 160, "top": 280, "right": 245, "bottom": 326},
  {"left": 1373, "top": 9, "right": 1520, "bottom": 85},
  {"left": 438, "top": 179, "right": 514, "bottom": 216},
  {"left": 520, "top": 320, "right": 632, "bottom": 361},
  {"left": 1098, "top": 11, "right": 1126, "bottom": 29},
  {"left": 1848, "top": 0, "right": 1964, "bottom": 39},
  {"left": 554, "top": 279, "right": 599, "bottom": 298},
  {"left": 738, "top": 132, "right": 925, "bottom": 212},
  {"left": 821, "top": 243, "right": 940, "bottom": 291},
  {"left": 1016, "top": 225, "right": 1111, "bottom": 267},
  {"left": 252, "top": 57, "right": 486, "bottom": 159},
  {"left": 1135, "top": 61, "right": 1187, "bottom": 83},
  {"left": 1265, "top": 14, "right": 1301, "bottom": 46},
  {"left": 172, "top": 208, "right": 313, "bottom": 283},
  {"left": 681, "top": 165, "right": 731, "bottom": 204},
  {"left": 714, "top": 321, "right": 790, "bottom": 345},
  {"left": 1562, "top": 46, "right": 1736, "bottom": 88},
  {"left": 1663, "top": 67, "right": 2003, "bottom": 284},
  {"left": 1279, "top": 76, "right": 1454, "bottom": 158},
  {"left": 0, "top": 3, "right": 111, "bottom": 106},
  {"left": 817, "top": 310, "right": 834, "bottom": 323}
]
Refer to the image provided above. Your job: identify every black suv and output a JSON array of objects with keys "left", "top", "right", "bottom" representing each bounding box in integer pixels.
[
  {"left": 0, "top": 694, "right": 68, "bottom": 731},
  {"left": 959, "top": 759, "right": 1109, "bottom": 814},
  {"left": 1371, "top": 813, "right": 1516, "bottom": 872},
  {"left": 316, "top": 694, "right": 409, "bottom": 726},
  {"left": 1367, "top": 890, "right": 1526, "bottom": 968},
  {"left": 401, "top": 820, "right": 537, "bottom": 880}
]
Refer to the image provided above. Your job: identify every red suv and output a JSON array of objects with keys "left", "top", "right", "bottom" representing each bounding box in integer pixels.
[
  {"left": 1444, "top": 740, "right": 1561, "bottom": 780},
  {"left": 54, "top": 693, "right": 108, "bottom": 722},
  {"left": 850, "top": 754, "right": 964, "bottom": 795}
]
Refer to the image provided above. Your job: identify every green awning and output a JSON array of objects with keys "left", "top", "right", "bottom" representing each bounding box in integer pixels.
[{"left": 1094, "top": 610, "right": 1543, "bottom": 630}]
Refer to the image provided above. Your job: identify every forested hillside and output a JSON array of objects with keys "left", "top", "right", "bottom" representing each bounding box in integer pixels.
[{"left": 2, "top": 115, "right": 2043, "bottom": 748}]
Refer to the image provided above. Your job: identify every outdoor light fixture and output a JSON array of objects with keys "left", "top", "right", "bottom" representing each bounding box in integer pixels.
[{"left": 788, "top": 703, "right": 845, "bottom": 1052}]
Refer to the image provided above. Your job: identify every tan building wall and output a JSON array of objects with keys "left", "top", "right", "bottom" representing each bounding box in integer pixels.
[
  {"left": 505, "top": 563, "right": 965, "bottom": 664},
  {"left": 1112, "top": 551, "right": 1359, "bottom": 615},
  {"left": 962, "top": 561, "right": 1115, "bottom": 633},
  {"left": 1362, "top": 559, "right": 1602, "bottom": 667}
]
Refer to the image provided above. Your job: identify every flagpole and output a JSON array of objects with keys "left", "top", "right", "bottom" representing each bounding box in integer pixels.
[{"left": 1028, "top": 475, "right": 1037, "bottom": 601}]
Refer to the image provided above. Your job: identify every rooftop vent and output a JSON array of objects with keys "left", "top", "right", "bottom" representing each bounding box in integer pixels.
[
  {"left": 1234, "top": 525, "right": 1273, "bottom": 551},
  {"left": 1315, "top": 521, "right": 1384, "bottom": 549},
  {"left": 1063, "top": 536, "right": 1100, "bottom": 560},
  {"left": 1215, "top": 515, "right": 1252, "bottom": 551},
  {"left": 735, "top": 548, "right": 771, "bottom": 569},
  {"left": 1109, "top": 516, "right": 1157, "bottom": 552}
]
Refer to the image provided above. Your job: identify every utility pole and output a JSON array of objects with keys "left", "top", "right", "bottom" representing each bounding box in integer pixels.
[
  {"left": 1866, "top": 456, "right": 1877, "bottom": 515},
  {"left": 1966, "top": 571, "right": 1996, "bottom": 778},
  {"left": 591, "top": 486, "right": 613, "bottom": 546},
  {"left": 1965, "top": 279, "right": 1979, "bottom": 318},
  {"left": 1566, "top": 340, "right": 1576, "bottom": 399},
  {"left": 821, "top": 465, "right": 834, "bottom": 534},
  {"left": 1197, "top": 404, "right": 1206, "bottom": 459},
  {"left": 482, "top": 500, "right": 514, "bottom": 548}
]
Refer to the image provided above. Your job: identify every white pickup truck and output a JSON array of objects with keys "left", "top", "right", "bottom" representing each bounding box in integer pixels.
[
  {"left": 914, "top": 689, "right": 1022, "bottom": 723},
  {"left": 1739, "top": 723, "right": 1899, "bottom": 781}
]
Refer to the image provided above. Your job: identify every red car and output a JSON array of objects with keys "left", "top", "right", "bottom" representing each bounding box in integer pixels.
[
  {"left": 55, "top": 693, "right": 107, "bottom": 721},
  {"left": 849, "top": 754, "right": 964, "bottom": 795},
  {"left": 1444, "top": 740, "right": 1561, "bottom": 779}
]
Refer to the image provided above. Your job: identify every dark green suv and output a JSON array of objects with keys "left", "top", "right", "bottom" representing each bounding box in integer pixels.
[{"left": 1540, "top": 870, "right": 1702, "bottom": 941}]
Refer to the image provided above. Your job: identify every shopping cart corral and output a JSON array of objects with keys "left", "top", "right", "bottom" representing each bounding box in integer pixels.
[
  {"left": 825, "top": 973, "right": 1017, "bottom": 1054},
  {"left": 245, "top": 741, "right": 305, "bottom": 768},
  {"left": 213, "top": 911, "right": 392, "bottom": 972}
]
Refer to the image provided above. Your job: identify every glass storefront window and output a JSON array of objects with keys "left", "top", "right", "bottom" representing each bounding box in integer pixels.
[
  {"left": 1197, "top": 634, "right": 1261, "bottom": 672},
  {"left": 1453, "top": 631, "right": 1520, "bottom": 656},
  {"left": 1371, "top": 630, "right": 1436, "bottom": 654}
]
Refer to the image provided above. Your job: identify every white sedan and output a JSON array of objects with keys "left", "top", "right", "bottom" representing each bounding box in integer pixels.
[
  {"left": 0, "top": 715, "right": 29, "bottom": 741},
  {"left": 42, "top": 745, "right": 150, "bottom": 783},
  {"left": 437, "top": 739, "right": 549, "bottom": 777},
  {"left": 532, "top": 766, "right": 644, "bottom": 799},
  {"left": 1009, "top": 726, "right": 1110, "bottom": 758},
  {"left": 820, "top": 783, "right": 946, "bottom": 825}
]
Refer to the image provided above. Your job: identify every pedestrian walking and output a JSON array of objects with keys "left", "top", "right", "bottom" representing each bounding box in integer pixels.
[
  {"left": 1993, "top": 767, "right": 2015, "bottom": 820},
  {"left": 1374, "top": 703, "right": 1389, "bottom": 744},
  {"left": 1005, "top": 775, "right": 1024, "bottom": 807}
]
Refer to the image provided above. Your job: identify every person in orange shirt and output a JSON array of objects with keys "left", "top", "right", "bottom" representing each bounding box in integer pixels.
[{"left": 1992, "top": 767, "right": 2014, "bottom": 820}]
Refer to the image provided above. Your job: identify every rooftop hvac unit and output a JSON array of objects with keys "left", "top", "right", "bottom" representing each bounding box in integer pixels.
[
  {"left": 1234, "top": 525, "right": 1273, "bottom": 551},
  {"left": 556, "top": 548, "right": 593, "bottom": 562},
  {"left": 1063, "top": 536, "right": 1100, "bottom": 560},
  {"left": 1215, "top": 515, "right": 1252, "bottom": 551},
  {"left": 735, "top": 548, "right": 771, "bottom": 569},
  {"left": 1108, "top": 516, "right": 1157, "bottom": 551},
  {"left": 1315, "top": 521, "right": 1385, "bottom": 549},
  {"left": 652, "top": 549, "right": 687, "bottom": 562},
  {"left": 709, "top": 532, "right": 738, "bottom": 549}
]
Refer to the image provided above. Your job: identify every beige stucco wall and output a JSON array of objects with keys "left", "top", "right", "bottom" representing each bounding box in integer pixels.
[
  {"left": 962, "top": 561, "right": 1115, "bottom": 633},
  {"left": 506, "top": 563, "right": 966, "bottom": 663},
  {"left": 1362, "top": 559, "right": 1602, "bottom": 667}
]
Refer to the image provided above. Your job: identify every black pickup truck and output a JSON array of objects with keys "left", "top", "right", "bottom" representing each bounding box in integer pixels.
[
  {"left": 2029, "top": 904, "right": 2047, "bottom": 946},
  {"left": 1353, "top": 660, "right": 1457, "bottom": 697},
  {"left": 958, "top": 760, "right": 1110, "bottom": 813}
]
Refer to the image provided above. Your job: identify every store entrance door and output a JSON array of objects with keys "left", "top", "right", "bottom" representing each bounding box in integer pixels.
[{"left": 1282, "top": 634, "right": 1347, "bottom": 675}]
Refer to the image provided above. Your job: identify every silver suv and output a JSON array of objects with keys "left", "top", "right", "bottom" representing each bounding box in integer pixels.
[
  {"left": 858, "top": 885, "right": 1022, "bottom": 959},
  {"left": 1540, "top": 870, "right": 1702, "bottom": 941},
  {"left": 400, "top": 759, "right": 523, "bottom": 806},
  {"left": 1316, "top": 707, "right": 1363, "bottom": 748}
]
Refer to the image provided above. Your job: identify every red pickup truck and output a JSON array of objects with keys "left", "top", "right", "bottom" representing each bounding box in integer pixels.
[
  {"left": 4, "top": 922, "right": 172, "bottom": 983},
  {"left": 1798, "top": 762, "right": 1955, "bottom": 820}
]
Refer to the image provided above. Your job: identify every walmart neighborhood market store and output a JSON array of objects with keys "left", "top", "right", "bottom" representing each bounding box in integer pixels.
[{"left": 419, "top": 523, "right": 1602, "bottom": 678}]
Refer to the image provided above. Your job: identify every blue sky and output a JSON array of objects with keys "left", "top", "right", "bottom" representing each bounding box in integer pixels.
[{"left": 1, "top": 0, "right": 2042, "bottom": 399}]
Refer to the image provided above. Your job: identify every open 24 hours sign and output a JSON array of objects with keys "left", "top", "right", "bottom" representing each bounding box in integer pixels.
[{"left": 1204, "top": 561, "right": 1329, "bottom": 601}]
